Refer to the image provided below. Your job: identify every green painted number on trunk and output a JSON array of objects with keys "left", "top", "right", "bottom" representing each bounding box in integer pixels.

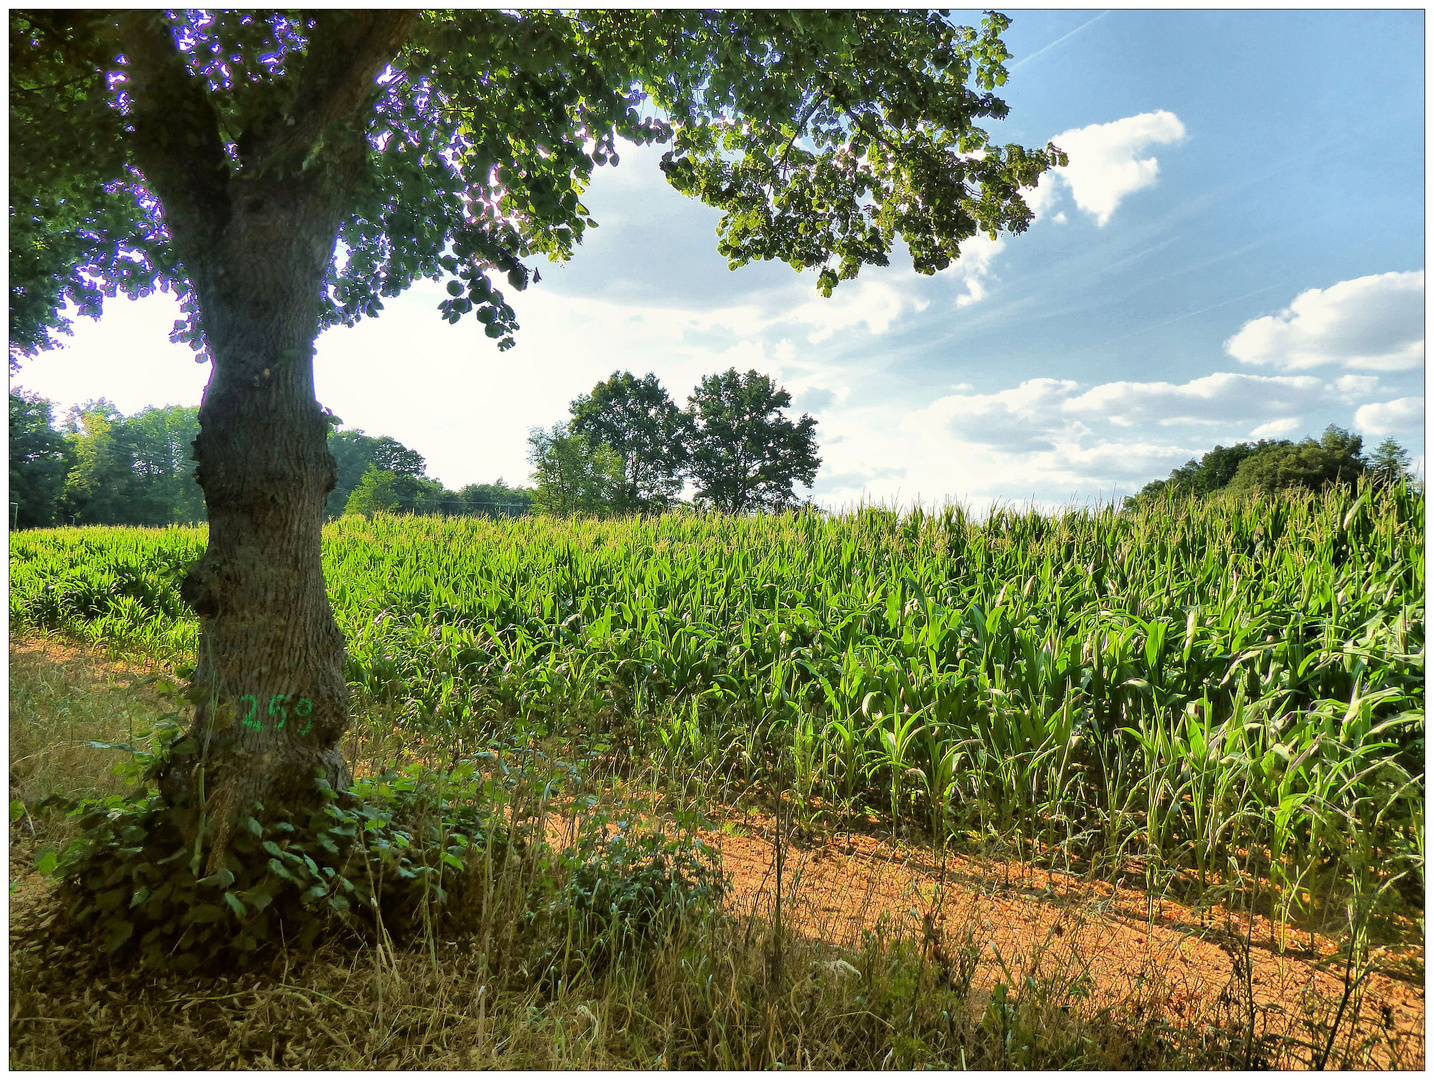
[
  {"left": 269, "top": 694, "right": 289, "bottom": 729},
  {"left": 239, "top": 695, "right": 259, "bottom": 730},
  {"left": 296, "top": 697, "right": 313, "bottom": 737}
]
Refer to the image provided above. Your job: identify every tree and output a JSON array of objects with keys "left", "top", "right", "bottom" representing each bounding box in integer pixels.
[
  {"left": 458, "top": 481, "right": 533, "bottom": 519},
  {"left": 527, "top": 423, "right": 626, "bottom": 517},
  {"left": 1126, "top": 425, "right": 1382, "bottom": 508},
  {"left": 127, "top": 404, "right": 207, "bottom": 524},
  {"left": 685, "top": 369, "right": 821, "bottom": 513},
  {"left": 8, "top": 388, "right": 72, "bottom": 528},
  {"left": 341, "top": 466, "right": 400, "bottom": 517},
  {"left": 1126, "top": 440, "right": 1274, "bottom": 507},
  {"left": 1225, "top": 425, "right": 1366, "bottom": 496},
  {"left": 325, "top": 429, "right": 428, "bottom": 519},
  {"left": 10, "top": 9, "right": 1062, "bottom": 848},
  {"left": 569, "top": 371, "right": 689, "bottom": 513},
  {"left": 1369, "top": 436, "right": 1413, "bottom": 484},
  {"left": 59, "top": 400, "right": 204, "bottom": 526}
]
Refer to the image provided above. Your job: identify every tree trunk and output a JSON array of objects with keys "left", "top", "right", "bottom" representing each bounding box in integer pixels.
[
  {"left": 106, "top": 9, "right": 416, "bottom": 867},
  {"left": 162, "top": 178, "right": 349, "bottom": 866}
]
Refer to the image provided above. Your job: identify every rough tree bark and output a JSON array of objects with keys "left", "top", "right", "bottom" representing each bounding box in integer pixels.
[{"left": 114, "top": 11, "right": 415, "bottom": 863}]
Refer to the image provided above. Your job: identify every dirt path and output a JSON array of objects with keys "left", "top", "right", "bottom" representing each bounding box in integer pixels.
[
  {"left": 699, "top": 816, "right": 1422, "bottom": 1068},
  {"left": 11, "top": 635, "right": 1424, "bottom": 1068}
]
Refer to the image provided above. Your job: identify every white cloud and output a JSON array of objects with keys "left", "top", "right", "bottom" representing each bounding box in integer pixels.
[
  {"left": 1354, "top": 397, "right": 1424, "bottom": 437},
  {"left": 951, "top": 235, "right": 1006, "bottom": 307},
  {"left": 905, "top": 378, "right": 1085, "bottom": 452},
  {"left": 874, "top": 364, "right": 1423, "bottom": 507},
  {"left": 1335, "top": 374, "right": 1381, "bottom": 396},
  {"left": 1250, "top": 417, "right": 1301, "bottom": 438},
  {"left": 1038, "top": 110, "right": 1187, "bottom": 226},
  {"left": 1061, "top": 371, "right": 1329, "bottom": 427},
  {"left": 785, "top": 276, "right": 927, "bottom": 343},
  {"left": 1225, "top": 271, "right": 1425, "bottom": 372}
]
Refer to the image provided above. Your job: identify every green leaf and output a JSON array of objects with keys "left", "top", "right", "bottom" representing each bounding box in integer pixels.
[
  {"left": 34, "top": 849, "right": 59, "bottom": 876},
  {"left": 243, "top": 880, "right": 277, "bottom": 911},
  {"left": 197, "top": 867, "right": 235, "bottom": 888},
  {"left": 183, "top": 903, "right": 226, "bottom": 925},
  {"left": 223, "top": 891, "right": 248, "bottom": 918},
  {"left": 105, "top": 920, "right": 134, "bottom": 953}
]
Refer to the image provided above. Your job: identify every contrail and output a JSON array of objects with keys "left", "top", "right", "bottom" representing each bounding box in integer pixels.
[
  {"left": 1077, "top": 282, "right": 1289, "bottom": 354},
  {"left": 1011, "top": 11, "right": 1110, "bottom": 71}
]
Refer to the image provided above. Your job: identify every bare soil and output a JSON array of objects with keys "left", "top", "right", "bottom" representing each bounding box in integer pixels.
[{"left": 701, "top": 815, "right": 1423, "bottom": 1068}]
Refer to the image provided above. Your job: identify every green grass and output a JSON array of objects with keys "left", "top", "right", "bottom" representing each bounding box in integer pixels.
[{"left": 10, "top": 481, "right": 1424, "bottom": 940}]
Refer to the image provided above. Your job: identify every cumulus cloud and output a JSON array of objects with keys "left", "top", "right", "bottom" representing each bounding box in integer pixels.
[
  {"left": 784, "top": 274, "right": 930, "bottom": 343},
  {"left": 1036, "top": 111, "right": 1187, "bottom": 226},
  {"left": 1250, "top": 417, "right": 1302, "bottom": 438},
  {"left": 1354, "top": 396, "right": 1424, "bottom": 437},
  {"left": 794, "top": 386, "right": 841, "bottom": 412},
  {"left": 1062, "top": 372, "right": 1329, "bottom": 427},
  {"left": 889, "top": 364, "right": 1420, "bottom": 501},
  {"left": 951, "top": 234, "right": 1007, "bottom": 307},
  {"left": 1335, "top": 374, "right": 1381, "bottom": 396},
  {"left": 1224, "top": 271, "right": 1425, "bottom": 372},
  {"left": 906, "top": 378, "right": 1086, "bottom": 452}
]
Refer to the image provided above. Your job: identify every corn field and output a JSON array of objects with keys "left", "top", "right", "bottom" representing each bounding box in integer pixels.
[{"left": 10, "top": 481, "right": 1424, "bottom": 929}]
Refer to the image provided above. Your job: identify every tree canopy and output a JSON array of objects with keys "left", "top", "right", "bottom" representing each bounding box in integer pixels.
[
  {"left": 1368, "top": 436, "right": 1414, "bottom": 484},
  {"left": 1125, "top": 424, "right": 1404, "bottom": 507},
  {"left": 569, "top": 371, "right": 689, "bottom": 513},
  {"left": 10, "top": 9, "right": 1062, "bottom": 364},
  {"left": 8, "top": 389, "right": 72, "bottom": 527},
  {"left": 527, "top": 422, "right": 626, "bottom": 517},
  {"left": 325, "top": 429, "right": 427, "bottom": 519},
  {"left": 685, "top": 368, "right": 820, "bottom": 513}
]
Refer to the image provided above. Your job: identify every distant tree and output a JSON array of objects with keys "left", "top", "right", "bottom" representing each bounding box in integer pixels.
[
  {"left": 527, "top": 423, "right": 625, "bottom": 517},
  {"left": 1368, "top": 436, "right": 1413, "bottom": 484},
  {"left": 1225, "top": 426, "right": 1366, "bottom": 496},
  {"left": 457, "top": 480, "right": 533, "bottom": 519},
  {"left": 9, "top": 388, "right": 72, "bottom": 528},
  {"left": 569, "top": 371, "right": 689, "bottom": 512},
  {"left": 60, "top": 400, "right": 203, "bottom": 525},
  {"left": 325, "top": 430, "right": 428, "bottom": 519},
  {"left": 343, "top": 466, "right": 399, "bottom": 517},
  {"left": 342, "top": 466, "right": 456, "bottom": 517},
  {"left": 684, "top": 369, "right": 820, "bottom": 513},
  {"left": 128, "top": 404, "right": 205, "bottom": 523},
  {"left": 1127, "top": 425, "right": 1377, "bottom": 507}
]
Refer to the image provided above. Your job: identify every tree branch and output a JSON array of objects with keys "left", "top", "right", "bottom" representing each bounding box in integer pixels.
[
  {"left": 115, "top": 12, "right": 231, "bottom": 245},
  {"left": 248, "top": 10, "right": 417, "bottom": 176},
  {"left": 778, "top": 91, "right": 827, "bottom": 179}
]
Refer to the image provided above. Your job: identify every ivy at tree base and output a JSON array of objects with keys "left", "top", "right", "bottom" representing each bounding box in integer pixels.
[{"left": 48, "top": 768, "right": 514, "bottom": 972}]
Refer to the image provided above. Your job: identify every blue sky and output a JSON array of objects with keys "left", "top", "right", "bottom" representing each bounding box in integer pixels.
[{"left": 14, "top": 8, "right": 1425, "bottom": 508}]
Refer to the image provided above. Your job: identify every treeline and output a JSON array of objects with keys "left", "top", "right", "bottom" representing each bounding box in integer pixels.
[
  {"left": 9, "top": 393, "right": 204, "bottom": 528},
  {"left": 8, "top": 389, "right": 529, "bottom": 528},
  {"left": 327, "top": 429, "right": 532, "bottom": 520},
  {"left": 1125, "top": 424, "right": 1416, "bottom": 508},
  {"left": 10, "top": 365, "right": 818, "bottom": 528},
  {"left": 527, "top": 367, "right": 820, "bottom": 516}
]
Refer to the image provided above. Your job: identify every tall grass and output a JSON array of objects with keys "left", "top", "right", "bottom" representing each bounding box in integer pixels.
[{"left": 10, "top": 481, "right": 1424, "bottom": 932}]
